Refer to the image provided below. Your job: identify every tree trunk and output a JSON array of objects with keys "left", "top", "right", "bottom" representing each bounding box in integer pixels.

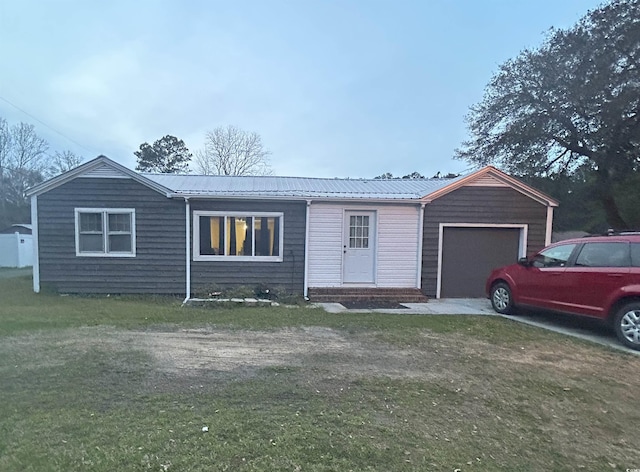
[{"left": 596, "top": 168, "right": 628, "bottom": 230}]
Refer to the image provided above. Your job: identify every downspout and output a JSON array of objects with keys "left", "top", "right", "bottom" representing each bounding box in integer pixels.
[
  {"left": 545, "top": 206, "right": 554, "bottom": 246},
  {"left": 303, "top": 199, "right": 311, "bottom": 300},
  {"left": 416, "top": 202, "right": 425, "bottom": 289},
  {"left": 31, "top": 195, "right": 40, "bottom": 293},
  {"left": 182, "top": 197, "right": 191, "bottom": 305}
]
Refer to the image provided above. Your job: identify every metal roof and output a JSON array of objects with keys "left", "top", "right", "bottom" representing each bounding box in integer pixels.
[{"left": 142, "top": 174, "right": 462, "bottom": 200}]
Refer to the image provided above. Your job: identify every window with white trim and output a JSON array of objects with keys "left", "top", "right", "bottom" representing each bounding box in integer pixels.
[
  {"left": 194, "top": 211, "right": 283, "bottom": 261},
  {"left": 75, "top": 208, "right": 136, "bottom": 257}
]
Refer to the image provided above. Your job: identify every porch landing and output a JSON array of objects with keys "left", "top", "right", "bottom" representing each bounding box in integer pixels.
[{"left": 308, "top": 287, "right": 428, "bottom": 303}]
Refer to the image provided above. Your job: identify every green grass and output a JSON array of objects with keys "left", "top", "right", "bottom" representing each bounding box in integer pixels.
[
  {"left": 0, "top": 276, "right": 558, "bottom": 342},
  {"left": 1, "top": 276, "right": 640, "bottom": 471}
]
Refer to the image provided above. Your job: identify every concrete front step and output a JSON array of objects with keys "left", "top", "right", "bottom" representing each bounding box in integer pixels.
[
  {"left": 312, "top": 297, "right": 429, "bottom": 303},
  {"left": 308, "top": 288, "right": 428, "bottom": 303}
]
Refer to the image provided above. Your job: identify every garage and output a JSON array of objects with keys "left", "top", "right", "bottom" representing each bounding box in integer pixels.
[
  {"left": 420, "top": 168, "right": 557, "bottom": 299},
  {"left": 439, "top": 226, "right": 523, "bottom": 298}
]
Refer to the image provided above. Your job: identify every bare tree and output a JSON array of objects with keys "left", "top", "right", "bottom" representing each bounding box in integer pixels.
[
  {"left": 48, "top": 150, "right": 83, "bottom": 177},
  {"left": 6, "top": 122, "right": 48, "bottom": 205},
  {"left": 0, "top": 117, "right": 85, "bottom": 227},
  {"left": 0, "top": 119, "right": 49, "bottom": 226},
  {"left": 0, "top": 118, "right": 11, "bottom": 188},
  {"left": 0, "top": 118, "right": 12, "bottom": 218},
  {"left": 194, "top": 125, "right": 272, "bottom": 175}
]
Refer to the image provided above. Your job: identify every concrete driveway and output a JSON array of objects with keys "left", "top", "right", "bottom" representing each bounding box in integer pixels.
[
  {"left": 499, "top": 309, "right": 639, "bottom": 355},
  {"left": 318, "top": 298, "right": 495, "bottom": 315},
  {"left": 318, "top": 298, "right": 640, "bottom": 355}
]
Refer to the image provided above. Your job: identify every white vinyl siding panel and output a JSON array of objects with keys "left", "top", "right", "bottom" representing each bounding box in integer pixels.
[
  {"left": 376, "top": 206, "right": 420, "bottom": 288},
  {"left": 308, "top": 203, "right": 420, "bottom": 288},
  {"left": 307, "top": 204, "right": 344, "bottom": 287}
]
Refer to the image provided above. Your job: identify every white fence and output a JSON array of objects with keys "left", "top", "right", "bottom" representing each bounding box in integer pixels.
[{"left": 0, "top": 232, "right": 33, "bottom": 268}]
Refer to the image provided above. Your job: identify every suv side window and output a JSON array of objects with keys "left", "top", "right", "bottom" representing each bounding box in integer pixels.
[
  {"left": 532, "top": 243, "right": 577, "bottom": 268},
  {"left": 575, "top": 242, "right": 630, "bottom": 267},
  {"left": 630, "top": 243, "right": 640, "bottom": 267}
]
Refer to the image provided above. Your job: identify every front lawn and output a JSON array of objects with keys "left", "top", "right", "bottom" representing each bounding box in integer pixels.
[{"left": 1, "top": 276, "right": 638, "bottom": 471}]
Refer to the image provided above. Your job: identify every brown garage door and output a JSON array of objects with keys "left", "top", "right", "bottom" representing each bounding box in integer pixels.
[{"left": 440, "top": 227, "right": 521, "bottom": 298}]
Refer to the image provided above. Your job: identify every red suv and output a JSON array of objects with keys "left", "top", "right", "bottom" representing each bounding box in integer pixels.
[{"left": 486, "top": 234, "right": 640, "bottom": 350}]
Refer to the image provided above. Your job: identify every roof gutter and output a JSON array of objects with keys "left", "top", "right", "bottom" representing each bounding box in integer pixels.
[{"left": 166, "top": 193, "right": 424, "bottom": 205}]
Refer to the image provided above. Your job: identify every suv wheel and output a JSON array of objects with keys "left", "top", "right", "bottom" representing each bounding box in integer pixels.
[
  {"left": 613, "top": 303, "right": 640, "bottom": 350},
  {"left": 490, "top": 282, "right": 514, "bottom": 315}
]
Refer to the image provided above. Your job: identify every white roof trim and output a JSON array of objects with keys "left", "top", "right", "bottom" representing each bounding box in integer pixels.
[
  {"left": 26, "top": 156, "right": 174, "bottom": 197},
  {"left": 423, "top": 166, "right": 559, "bottom": 207}
]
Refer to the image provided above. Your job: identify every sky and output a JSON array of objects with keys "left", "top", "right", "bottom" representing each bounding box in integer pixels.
[{"left": 0, "top": 0, "right": 604, "bottom": 179}]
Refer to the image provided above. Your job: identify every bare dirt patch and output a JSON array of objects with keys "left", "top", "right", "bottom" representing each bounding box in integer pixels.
[
  {"left": 6, "top": 325, "right": 638, "bottom": 386},
  {"left": 44, "top": 326, "right": 431, "bottom": 381}
]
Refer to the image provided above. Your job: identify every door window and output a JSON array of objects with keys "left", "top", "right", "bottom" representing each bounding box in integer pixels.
[{"left": 349, "top": 215, "right": 369, "bottom": 249}]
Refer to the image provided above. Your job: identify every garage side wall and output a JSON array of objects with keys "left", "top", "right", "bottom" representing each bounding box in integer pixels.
[
  {"left": 37, "top": 178, "right": 186, "bottom": 293},
  {"left": 421, "top": 186, "right": 548, "bottom": 297}
]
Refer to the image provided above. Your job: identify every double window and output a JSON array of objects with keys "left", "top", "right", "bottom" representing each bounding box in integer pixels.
[
  {"left": 75, "top": 208, "right": 136, "bottom": 257},
  {"left": 194, "top": 211, "right": 283, "bottom": 261}
]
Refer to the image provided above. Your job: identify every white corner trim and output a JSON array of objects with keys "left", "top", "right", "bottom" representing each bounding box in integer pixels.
[
  {"left": 303, "top": 200, "right": 311, "bottom": 298},
  {"left": 435, "top": 223, "right": 528, "bottom": 299},
  {"left": 31, "top": 196, "right": 40, "bottom": 293},
  {"left": 545, "top": 206, "right": 554, "bottom": 246},
  {"left": 183, "top": 198, "right": 191, "bottom": 304},
  {"left": 416, "top": 203, "right": 425, "bottom": 289}
]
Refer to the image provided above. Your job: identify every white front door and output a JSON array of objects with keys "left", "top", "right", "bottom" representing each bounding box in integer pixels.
[{"left": 343, "top": 211, "right": 376, "bottom": 283}]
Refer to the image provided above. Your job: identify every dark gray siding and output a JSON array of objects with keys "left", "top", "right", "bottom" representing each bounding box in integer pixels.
[
  {"left": 422, "top": 186, "right": 548, "bottom": 297},
  {"left": 37, "top": 178, "right": 186, "bottom": 294},
  {"left": 189, "top": 200, "right": 306, "bottom": 295}
]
